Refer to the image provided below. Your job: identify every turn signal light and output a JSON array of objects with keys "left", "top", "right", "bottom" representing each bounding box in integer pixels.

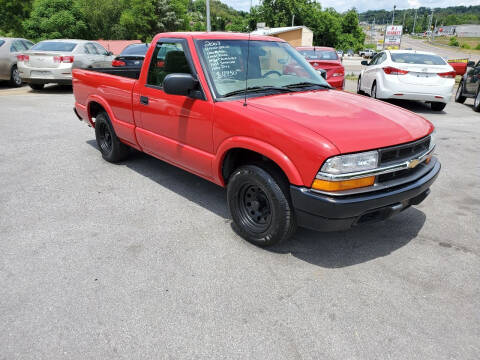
[
  {"left": 312, "top": 176, "right": 375, "bottom": 192},
  {"left": 112, "top": 59, "right": 126, "bottom": 67},
  {"left": 438, "top": 71, "right": 456, "bottom": 78},
  {"left": 383, "top": 67, "right": 409, "bottom": 75}
]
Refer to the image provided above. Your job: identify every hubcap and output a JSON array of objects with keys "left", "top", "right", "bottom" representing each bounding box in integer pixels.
[
  {"left": 13, "top": 69, "right": 21, "bottom": 85},
  {"left": 238, "top": 184, "right": 272, "bottom": 233},
  {"left": 98, "top": 123, "right": 112, "bottom": 153}
]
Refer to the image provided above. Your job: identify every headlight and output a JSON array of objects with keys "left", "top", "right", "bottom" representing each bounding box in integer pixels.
[{"left": 320, "top": 150, "right": 379, "bottom": 175}]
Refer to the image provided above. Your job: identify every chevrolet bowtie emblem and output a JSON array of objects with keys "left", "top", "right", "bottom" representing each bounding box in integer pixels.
[{"left": 408, "top": 159, "right": 420, "bottom": 168}]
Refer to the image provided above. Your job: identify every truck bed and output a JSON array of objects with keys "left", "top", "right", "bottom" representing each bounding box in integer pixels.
[{"left": 84, "top": 67, "right": 141, "bottom": 80}]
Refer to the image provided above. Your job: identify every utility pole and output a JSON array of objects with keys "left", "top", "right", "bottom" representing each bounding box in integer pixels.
[
  {"left": 392, "top": 5, "right": 396, "bottom": 25},
  {"left": 206, "top": 0, "right": 211, "bottom": 32},
  {"left": 427, "top": 10, "right": 433, "bottom": 41},
  {"left": 413, "top": 8, "right": 417, "bottom": 34},
  {"left": 292, "top": 14, "right": 295, "bottom": 27},
  {"left": 433, "top": 18, "right": 437, "bottom": 41}
]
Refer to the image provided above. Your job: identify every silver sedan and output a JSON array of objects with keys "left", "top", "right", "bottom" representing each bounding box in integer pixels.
[
  {"left": 17, "top": 39, "right": 114, "bottom": 90},
  {"left": 0, "top": 37, "right": 35, "bottom": 87}
]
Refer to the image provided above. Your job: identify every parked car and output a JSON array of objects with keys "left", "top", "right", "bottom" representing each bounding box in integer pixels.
[
  {"left": 296, "top": 46, "right": 345, "bottom": 89},
  {"left": 73, "top": 32, "right": 440, "bottom": 247},
  {"left": 336, "top": 49, "right": 344, "bottom": 58},
  {"left": 0, "top": 37, "right": 34, "bottom": 87},
  {"left": 112, "top": 43, "right": 149, "bottom": 68},
  {"left": 360, "top": 49, "right": 376, "bottom": 58},
  {"left": 17, "top": 39, "right": 114, "bottom": 90},
  {"left": 357, "top": 50, "right": 455, "bottom": 111},
  {"left": 455, "top": 60, "right": 480, "bottom": 111},
  {"left": 346, "top": 49, "right": 354, "bottom": 56}
]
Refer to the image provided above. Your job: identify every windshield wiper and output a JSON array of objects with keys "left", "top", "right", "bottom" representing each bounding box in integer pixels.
[
  {"left": 285, "top": 82, "right": 332, "bottom": 89},
  {"left": 223, "top": 86, "right": 294, "bottom": 98}
]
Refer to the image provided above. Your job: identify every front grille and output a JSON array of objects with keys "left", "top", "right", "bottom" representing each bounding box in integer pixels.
[
  {"left": 377, "top": 168, "right": 417, "bottom": 183},
  {"left": 379, "top": 136, "right": 430, "bottom": 165}
]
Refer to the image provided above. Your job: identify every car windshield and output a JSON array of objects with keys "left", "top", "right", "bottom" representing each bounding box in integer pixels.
[
  {"left": 121, "top": 44, "right": 148, "bottom": 56},
  {"left": 391, "top": 53, "right": 446, "bottom": 65},
  {"left": 197, "top": 40, "right": 329, "bottom": 98},
  {"left": 0, "top": 40, "right": 5, "bottom": 47},
  {"left": 30, "top": 41, "right": 77, "bottom": 52},
  {"left": 298, "top": 49, "right": 338, "bottom": 60}
]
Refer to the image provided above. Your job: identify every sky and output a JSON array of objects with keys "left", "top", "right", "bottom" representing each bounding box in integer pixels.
[{"left": 224, "top": 0, "right": 480, "bottom": 13}]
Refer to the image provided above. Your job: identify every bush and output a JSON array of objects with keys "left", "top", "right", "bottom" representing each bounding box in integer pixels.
[
  {"left": 476, "top": 43, "right": 480, "bottom": 50},
  {"left": 461, "top": 43, "right": 471, "bottom": 49},
  {"left": 449, "top": 37, "right": 459, "bottom": 47}
]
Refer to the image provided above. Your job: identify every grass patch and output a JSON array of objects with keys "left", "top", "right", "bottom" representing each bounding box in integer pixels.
[{"left": 345, "top": 74, "right": 358, "bottom": 81}]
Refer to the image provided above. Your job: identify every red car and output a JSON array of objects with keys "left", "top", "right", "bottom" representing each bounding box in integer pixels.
[
  {"left": 297, "top": 46, "right": 345, "bottom": 89},
  {"left": 73, "top": 32, "right": 439, "bottom": 246}
]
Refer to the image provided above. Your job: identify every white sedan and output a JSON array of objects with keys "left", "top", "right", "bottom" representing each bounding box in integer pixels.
[{"left": 357, "top": 50, "right": 456, "bottom": 111}]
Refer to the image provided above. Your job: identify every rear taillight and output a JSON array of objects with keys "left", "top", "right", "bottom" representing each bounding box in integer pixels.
[
  {"left": 17, "top": 54, "right": 29, "bottom": 62},
  {"left": 54, "top": 55, "right": 74, "bottom": 63},
  {"left": 437, "top": 71, "right": 456, "bottom": 78},
  {"left": 332, "top": 69, "right": 344, "bottom": 77},
  {"left": 383, "top": 66, "right": 409, "bottom": 75},
  {"left": 112, "top": 60, "right": 126, "bottom": 67}
]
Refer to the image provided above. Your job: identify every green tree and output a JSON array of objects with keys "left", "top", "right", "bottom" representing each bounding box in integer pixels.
[
  {"left": 23, "top": 0, "right": 87, "bottom": 41},
  {"left": 0, "top": 0, "right": 33, "bottom": 36},
  {"left": 77, "top": 0, "right": 128, "bottom": 40}
]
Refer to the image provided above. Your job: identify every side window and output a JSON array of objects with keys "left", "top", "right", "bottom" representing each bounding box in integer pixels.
[
  {"left": 85, "top": 43, "right": 98, "bottom": 55},
  {"left": 146, "top": 41, "right": 192, "bottom": 87},
  {"left": 22, "top": 40, "right": 34, "bottom": 50},
  {"left": 377, "top": 52, "right": 386, "bottom": 64},
  {"left": 10, "top": 40, "right": 27, "bottom": 52},
  {"left": 369, "top": 53, "right": 380, "bottom": 66},
  {"left": 94, "top": 43, "right": 108, "bottom": 55}
]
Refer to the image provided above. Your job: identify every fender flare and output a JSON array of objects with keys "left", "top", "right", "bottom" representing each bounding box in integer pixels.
[
  {"left": 214, "top": 136, "right": 304, "bottom": 186},
  {"left": 85, "top": 95, "right": 116, "bottom": 128}
]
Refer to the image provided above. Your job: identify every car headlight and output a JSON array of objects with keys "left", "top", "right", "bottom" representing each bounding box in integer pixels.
[{"left": 320, "top": 150, "right": 379, "bottom": 175}]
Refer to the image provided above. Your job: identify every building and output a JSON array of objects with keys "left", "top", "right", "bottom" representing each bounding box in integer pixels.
[
  {"left": 96, "top": 40, "right": 143, "bottom": 55},
  {"left": 436, "top": 24, "right": 480, "bottom": 37},
  {"left": 250, "top": 26, "right": 313, "bottom": 47}
]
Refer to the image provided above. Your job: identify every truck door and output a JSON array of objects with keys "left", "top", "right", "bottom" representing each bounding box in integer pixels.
[{"left": 135, "top": 39, "right": 214, "bottom": 179}]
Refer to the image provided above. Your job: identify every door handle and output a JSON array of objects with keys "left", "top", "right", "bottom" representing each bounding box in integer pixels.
[{"left": 140, "top": 96, "right": 149, "bottom": 105}]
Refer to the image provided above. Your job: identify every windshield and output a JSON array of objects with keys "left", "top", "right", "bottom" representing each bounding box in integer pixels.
[
  {"left": 298, "top": 49, "right": 338, "bottom": 60},
  {"left": 30, "top": 41, "right": 77, "bottom": 52},
  {"left": 391, "top": 53, "right": 446, "bottom": 65},
  {"left": 197, "top": 40, "right": 329, "bottom": 98},
  {"left": 121, "top": 44, "right": 149, "bottom": 56}
]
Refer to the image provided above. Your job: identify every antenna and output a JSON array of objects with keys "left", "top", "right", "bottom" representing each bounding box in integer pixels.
[{"left": 244, "top": 0, "right": 253, "bottom": 107}]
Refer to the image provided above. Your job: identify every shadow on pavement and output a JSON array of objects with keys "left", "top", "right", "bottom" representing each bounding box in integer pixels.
[
  {"left": 87, "top": 140, "right": 425, "bottom": 267},
  {"left": 385, "top": 99, "right": 446, "bottom": 114},
  {"left": 29, "top": 84, "right": 73, "bottom": 94}
]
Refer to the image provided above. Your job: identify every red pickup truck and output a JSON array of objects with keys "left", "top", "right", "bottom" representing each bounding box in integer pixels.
[{"left": 73, "top": 32, "right": 440, "bottom": 247}]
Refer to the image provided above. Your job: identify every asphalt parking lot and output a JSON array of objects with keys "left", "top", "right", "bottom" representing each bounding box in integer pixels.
[{"left": 1, "top": 83, "right": 479, "bottom": 359}]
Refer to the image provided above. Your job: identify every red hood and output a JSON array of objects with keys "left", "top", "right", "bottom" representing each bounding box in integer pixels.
[{"left": 248, "top": 90, "right": 433, "bottom": 154}]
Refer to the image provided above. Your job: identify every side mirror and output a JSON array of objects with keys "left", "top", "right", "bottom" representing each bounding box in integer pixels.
[
  {"left": 163, "top": 73, "right": 200, "bottom": 98},
  {"left": 361, "top": 60, "right": 369, "bottom": 66},
  {"left": 467, "top": 61, "right": 475, "bottom": 68},
  {"left": 106, "top": 51, "right": 114, "bottom": 56}
]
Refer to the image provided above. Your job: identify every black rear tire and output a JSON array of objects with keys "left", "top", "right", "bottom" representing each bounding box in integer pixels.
[
  {"left": 94, "top": 112, "right": 129, "bottom": 162},
  {"left": 29, "top": 84, "right": 44, "bottom": 91},
  {"left": 371, "top": 82, "right": 377, "bottom": 99},
  {"left": 357, "top": 77, "right": 364, "bottom": 95},
  {"left": 227, "top": 165, "right": 296, "bottom": 247},
  {"left": 431, "top": 102, "right": 446, "bottom": 111},
  {"left": 9, "top": 66, "right": 22, "bottom": 87},
  {"left": 474, "top": 90, "right": 480, "bottom": 112},
  {"left": 455, "top": 80, "right": 466, "bottom": 104}
]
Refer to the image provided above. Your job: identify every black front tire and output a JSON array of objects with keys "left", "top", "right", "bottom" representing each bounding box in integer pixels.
[
  {"left": 357, "top": 77, "right": 364, "bottom": 95},
  {"left": 455, "top": 80, "right": 466, "bottom": 104},
  {"left": 94, "top": 112, "right": 129, "bottom": 162},
  {"left": 474, "top": 90, "right": 480, "bottom": 112},
  {"left": 9, "top": 66, "right": 22, "bottom": 87},
  {"left": 227, "top": 165, "right": 296, "bottom": 247},
  {"left": 29, "top": 84, "right": 44, "bottom": 91},
  {"left": 431, "top": 102, "right": 446, "bottom": 111}
]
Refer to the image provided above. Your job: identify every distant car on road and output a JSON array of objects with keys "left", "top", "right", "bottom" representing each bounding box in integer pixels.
[
  {"left": 357, "top": 50, "right": 456, "bottom": 111},
  {"left": 336, "top": 49, "right": 344, "bottom": 58},
  {"left": 346, "top": 49, "right": 354, "bottom": 57},
  {"left": 455, "top": 60, "right": 480, "bottom": 112},
  {"left": 0, "top": 37, "right": 34, "bottom": 87},
  {"left": 297, "top": 46, "right": 345, "bottom": 89},
  {"left": 112, "top": 43, "right": 149, "bottom": 68},
  {"left": 360, "top": 49, "right": 376, "bottom": 58},
  {"left": 17, "top": 39, "right": 114, "bottom": 90}
]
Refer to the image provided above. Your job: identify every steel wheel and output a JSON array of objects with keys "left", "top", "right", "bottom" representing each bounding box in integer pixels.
[
  {"left": 10, "top": 66, "right": 22, "bottom": 87},
  {"left": 97, "top": 121, "right": 113, "bottom": 153},
  {"left": 237, "top": 184, "right": 272, "bottom": 233}
]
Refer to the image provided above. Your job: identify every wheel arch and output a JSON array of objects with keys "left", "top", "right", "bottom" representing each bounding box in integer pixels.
[
  {"left": 215, "top": 137, "right": 303, "bottom": 187},
  {"left": 86, "top": 95, "right": 115, "bottom": 128}
]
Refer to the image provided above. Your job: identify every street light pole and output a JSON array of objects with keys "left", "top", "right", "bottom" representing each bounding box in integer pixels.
[{"left": 206, "top": 0, "right": 211, "bottom": 32}]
